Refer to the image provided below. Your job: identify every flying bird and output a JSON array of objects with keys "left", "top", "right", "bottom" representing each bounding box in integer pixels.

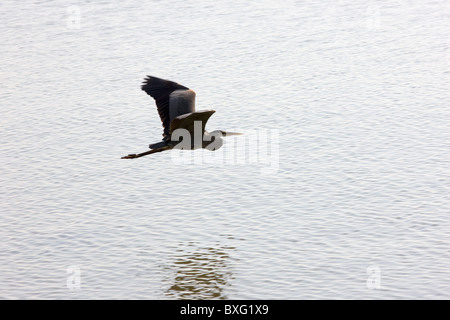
[{"left": 121, "top": 75, "right": 242, "bottom": 159}]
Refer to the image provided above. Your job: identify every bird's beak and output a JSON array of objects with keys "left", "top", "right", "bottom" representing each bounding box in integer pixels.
[{"left": 221, "top": 131, "right": 244, "bottom": 136}]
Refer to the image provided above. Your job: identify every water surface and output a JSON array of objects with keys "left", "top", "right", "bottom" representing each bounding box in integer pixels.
[{"left": 1, "top": 0, "right": 449, "bottom": 299}]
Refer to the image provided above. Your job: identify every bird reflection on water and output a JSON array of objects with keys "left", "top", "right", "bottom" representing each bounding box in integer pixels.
[{"left": 165, "top": 243, "right": 235, "bottom": 300}]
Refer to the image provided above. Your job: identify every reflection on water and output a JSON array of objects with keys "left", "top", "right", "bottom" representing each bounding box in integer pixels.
[{"left": 165, "top": 242, "right": 235, "bottom": 300}]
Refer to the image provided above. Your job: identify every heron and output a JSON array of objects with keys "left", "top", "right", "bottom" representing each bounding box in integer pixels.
[{"left": 121, "top": 75, "right": 242, "bottom": 159}]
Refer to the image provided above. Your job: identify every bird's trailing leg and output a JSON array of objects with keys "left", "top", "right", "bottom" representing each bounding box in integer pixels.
[{"left": 121, "top": 146, "right": 170, "bottom": 159}]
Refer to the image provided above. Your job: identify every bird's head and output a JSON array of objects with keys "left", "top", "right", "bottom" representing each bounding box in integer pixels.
[{"left": 204, "top": 130, "right": 243, "bottom": 151}]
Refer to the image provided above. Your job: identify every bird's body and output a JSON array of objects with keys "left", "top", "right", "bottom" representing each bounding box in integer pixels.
[{"left": 122, "top": 75, "right": 241, "bottom": 159}]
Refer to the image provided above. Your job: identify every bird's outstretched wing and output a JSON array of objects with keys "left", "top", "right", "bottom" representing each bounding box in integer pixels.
[
  {"left": 141, "top": 75, "right": 195, "bottom": 138},
  {"left": 169, "top": 110, "right": 216, "bottom": 137}
]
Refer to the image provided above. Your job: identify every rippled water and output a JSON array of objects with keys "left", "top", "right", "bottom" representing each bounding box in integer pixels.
[{"left": 1, "top": 0, "right": 449, "bottom": 299}]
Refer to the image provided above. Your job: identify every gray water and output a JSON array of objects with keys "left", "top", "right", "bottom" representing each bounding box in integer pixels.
[{"left": 1, "top": 0, "right": 449, "bottom": 299}]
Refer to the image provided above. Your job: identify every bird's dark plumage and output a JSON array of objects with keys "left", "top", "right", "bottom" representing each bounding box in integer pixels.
[
  {"left": 169, "top": 110, "right": 216, "bottom": 138},
  {"left": 141, "top": 75, "right": 195, "bottom": 139}
]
